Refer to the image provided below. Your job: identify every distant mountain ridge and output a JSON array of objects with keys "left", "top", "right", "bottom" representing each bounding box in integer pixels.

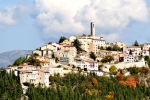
[{"left": 0, "top": 50, "right": 33, "bottom": 68}]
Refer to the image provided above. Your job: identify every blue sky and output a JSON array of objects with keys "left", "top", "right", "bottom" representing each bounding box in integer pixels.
[{"left": 0, "top": 0, "right": 150, "bottom": 53}]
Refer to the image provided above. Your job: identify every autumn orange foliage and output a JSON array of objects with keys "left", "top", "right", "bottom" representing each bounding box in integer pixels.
[
  {"left": 116, "top": 74, "right": 124, "bottom": 80},
  {"left": 119, "top": 77, "right": 138, "bottom": 89},
  {"left": 92, "top": 78, "right": 98, "bottom": 86},
  {"left": 85, "top": 88, "right": 92, "bottom": 95}
]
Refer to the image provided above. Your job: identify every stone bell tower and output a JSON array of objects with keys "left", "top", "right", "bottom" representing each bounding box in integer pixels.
[{"left": 91, "top": 22, "right": 95, "bottom": 36}]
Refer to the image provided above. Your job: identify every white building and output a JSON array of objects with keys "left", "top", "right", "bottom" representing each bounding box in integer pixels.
[
  {"left": 143, "top": 43, "right": 150, "bottom": 51},
  {"left": 76, "top": 61, "right": 98, "bottom": 71},
  {"left": 123, "top": 46, "right": 141, "bottom": 56},
  {"left": 124, "top": 55, "right": 134, "bottom": 63}
]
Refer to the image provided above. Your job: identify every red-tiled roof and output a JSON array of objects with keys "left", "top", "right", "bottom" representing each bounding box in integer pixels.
[{"left": 41, "top": 61, "right": 50, "bottom": 63}]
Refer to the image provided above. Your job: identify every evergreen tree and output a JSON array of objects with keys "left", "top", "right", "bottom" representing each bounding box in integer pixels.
[
  {"left": 73, "top": 39, "right": 82, "bottom": 53},
  {"left": 133, "top": 40, "right": 139, "bottom": 46},
  {"left": 52, "top": 52, "right": 55, "bottom": 58},
  {"left": 59, "top": 36, "right": 67, "bottom": 43},
  {"left": 89, "top": 52, "right": 97, "bottom": 61}
]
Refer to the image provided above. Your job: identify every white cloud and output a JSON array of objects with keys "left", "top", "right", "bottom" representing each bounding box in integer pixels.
[
  {"left": 0, "top": 5, "right": 31, "bottom": 30},
  {"left": 34, "top": 0, "right": 149, "bottom": 40},
  {"left": 102, "top": 33, "right": 120, "bottom": 43},
  {"left": 0, "top": 0, "right": 149, "bottom": 43},
  {"left": 0, "top": 7, "right": 16, "bottom": 30}
]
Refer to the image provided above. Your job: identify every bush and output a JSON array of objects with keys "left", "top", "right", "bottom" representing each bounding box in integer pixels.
[
  {"left": 109, "top": 65, "right": 117, "bottom": 74},
  {"left": 57, "top": 65, "right": 61, "bottom": 68},
  {"left": 92, "top": 78, "right": 98, "bottom": 86},
  {"left": 72, "top": 65, "right": 76, "bottom": 68},
  {"left": 140, "top": 67, "right": 149, "bottom": 74},
  {"left": 63, "top": 67, "right": 68, "bottom": 70},
  {"left": 127, "top": 66, "right": 139, "bottom": 75},
  {"left": 148, "top": 61, "right": 150, "bottom": 68},
  {"left": 49, "top": 75, "right": 53, "bottom": 81},
  {"left": 144, "top": 56, "right": 149, "bottom": 61},
  {"left": 23, "top": 82, "right": 31, "bottom": 87}
]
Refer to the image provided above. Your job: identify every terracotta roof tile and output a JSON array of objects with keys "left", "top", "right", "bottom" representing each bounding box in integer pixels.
[{"left": 41, "top": 61, "right": 50, "bottom": 63}]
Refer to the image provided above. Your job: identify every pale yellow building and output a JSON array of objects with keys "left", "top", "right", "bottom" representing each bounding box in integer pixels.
[
  {"left": 60, "top": 39, "right": 72, "bottom": 45},
  {"left": 111, "top": 42, "right": 127, "bottom": 48}
]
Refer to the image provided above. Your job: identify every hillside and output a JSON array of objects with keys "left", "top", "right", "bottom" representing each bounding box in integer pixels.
[{"left": 0, "top": 50, "right": 33, "bottom": 68}]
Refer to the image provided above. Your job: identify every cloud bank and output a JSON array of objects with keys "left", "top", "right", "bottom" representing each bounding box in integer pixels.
[{"left": 0, "top": 0, "right": 149, "bottom": 42}]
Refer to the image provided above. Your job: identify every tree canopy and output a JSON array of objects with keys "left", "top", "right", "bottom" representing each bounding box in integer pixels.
[
  {"left": 106, "top": 46, "right": 121, "bottom": 51},
  {"left": 59, "top": 36, "right": 67, "bottom": 43},
  {"left": 101, "top": 55, "right": 114, "bottom": 63},
  {"left": 12, "top": 57, "right": 26, "bottom": 66},
  {"left": 133, "top": 40, "right": 139, "bottom": 46},
  {"left": 25, "top": 56, "right": 41, "bottom": 67},
  {"left": 0, "top": 69, "right": 22, "bottom": 99},
  {"left": 89, "top": 52, "right": 97, "bottom": 61},
  {"left": 52, "top": 52, "right": 55, "bottom": 58},
  {"left": 33, "top": 53, "right": 39, "bottom": 57},
  {"left": 73, "top": 39, "right": 83, "bottom": 53}
]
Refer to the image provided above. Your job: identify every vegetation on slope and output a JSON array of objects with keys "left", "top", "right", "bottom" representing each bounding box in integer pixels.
[
  {"left": 0, "top": 69, "right": 22, "bottom": 99},
  {"left": 26, "top": 72, "right": 150, "bottom": 100}
]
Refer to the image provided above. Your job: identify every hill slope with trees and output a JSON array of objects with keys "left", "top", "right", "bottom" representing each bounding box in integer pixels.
[{"left": 0, "top": 50, "right": 32, "bottom": 68}]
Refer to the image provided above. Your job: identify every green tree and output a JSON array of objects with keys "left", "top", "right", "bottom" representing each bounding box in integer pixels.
[
  {"left": 25, "top": 56, "right": 41, "bottom": 67},
  {"left": 112, "top": 45, "right": 121, "bottom": 51},
  {"left": 13, "top": 57, "right": 26, "bottom": 66},
  {"left": 101, "top": 55, "right": 114, "bottom": 63},
  {"left": 57, "top": 65, "right": 61, "bottom": 68},
  {"left": 106, "top": 46, "right": 112, "bottom": 51},
  {"left": 129, "top": 49, "right": 132, "bottom": 55},
  {"left": 73, "top": 39, "right": 82, "bottom": 53},
  {"left": 59, "top": 36, "right": 67, "bottom": 43},
  {"left": 133, "top": 40, "right": 139, "bottom": 46},
  {"left": 33, "top": 53, "right": 39, "bottom": 57},
  {"left": 144, "top": 56, "right": 149, "bottom": 61},
  {"left": 36, "top": 48, "right": 40, "bottom": 50},
  {"left": 89, "top": 52, "right": 97, "bottom": 61},
  {"left": 52, "top": 52, "right": 55, "bottom": 58},
  {"left": 109, "top": 65, "right": 117, "bottom": 74},
  {"left": 55, "top": 57, "right": 59, "bottom": 63},
  {"left": 99, "top": 46, "right": 104, "bottom": 50},
  {"left": 148, "top": 61, "right": 150, "bottom": 68}
]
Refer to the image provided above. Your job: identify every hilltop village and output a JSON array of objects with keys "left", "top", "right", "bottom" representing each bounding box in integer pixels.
[{"left": 5, "top": 22, "right": 149, "bottom": 88}]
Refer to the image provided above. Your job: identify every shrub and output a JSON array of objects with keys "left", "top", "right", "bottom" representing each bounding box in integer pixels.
[
  {"left": 140, "top": 67, "right": 149, "bottom": 74},
  {"left": 57, "top": 65, "right": 61, "bottom": 68},
  {"left": 49, "top": 75, "right": 53, "bottom": 81},
  {"left": 148, "top": 61, "right": 150, "bottom": 68},
  {"left": 127, "top": 66, "right": 139, "bottom": 75},
  {"left": 116, "top": 74, "right": 124, "bottom": 80},
  {"left": 119, "top": 77, "right": 138, "bottom": 89},
  {"left": 92, "top": 78, "right": 98, "bottom": 86},
  {"left": 72, "top": 65, "right": 76, "bottom": 68},
  {"left": 23, "top": 82, "right": 31, "bottom": 87},
  {"left": 109, "top": 65, "right": 117, "bottom": 74},
  {"left": 63, "top": 67, "right": 68, "bottom": 70},
  {"left": 144, "top": 56, "right": 149, "bottom": 61}
]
